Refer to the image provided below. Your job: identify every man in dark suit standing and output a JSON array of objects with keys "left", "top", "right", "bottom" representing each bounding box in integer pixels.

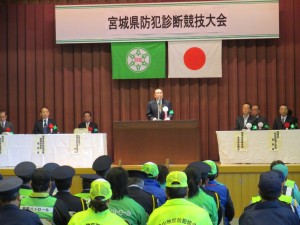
[
  {"left": 0, "top": 110, "right": 15, "bottom": 133},
  {"left": 32, "top": 107, "right": 58, "bottom": 134},
  {"left": 78, "top": 111, "right": 98, "bottom": 133},
  {"left": 251, "top": 105, "right": 269, "bottom": 129},
  {"left": 146, "top": 89, "right": 174, "bottom": 121},
  {"left": 273, "top": 104, "right": 298, "bottom": 130},
  {"left": 235, "top": 103, "right": 256, "bottom": 130}
]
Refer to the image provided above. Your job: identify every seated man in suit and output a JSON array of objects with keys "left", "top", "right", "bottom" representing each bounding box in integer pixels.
[
  {"left": 146, "top": 89, "right": 174, "bottom": 121},
  {"left": 251, "top": 105, "right": 269, "bottom": 129},
  {"left": 78, "top": 111, "right": 98, "bottom": 133},
  {"left": 32, "top": 107, "right": 58, "bottom": 134},
  {"left": 235, "top": 103, "right": 256, "bottom": 130},
  {"left": 273, "top": 104, "right": 298, "bottom": 130},
  {"left": 0, "top": 110, "right": 15, "bottom": 134}
]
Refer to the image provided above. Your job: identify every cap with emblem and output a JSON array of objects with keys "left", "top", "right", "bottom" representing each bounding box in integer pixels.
[
  {"left": 166, "top": 171, "right": 188, "bottom": 188},
  {"left": 0, "top": 177, "right": 23, "bottom": 197},
  {"left": 90, "top": 179, "right": 112, "bottom": 201}
]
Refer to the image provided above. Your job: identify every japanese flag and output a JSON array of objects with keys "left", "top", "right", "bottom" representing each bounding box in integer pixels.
[{"left": 168, "top": 40, "right": 222, "bottom": 78}]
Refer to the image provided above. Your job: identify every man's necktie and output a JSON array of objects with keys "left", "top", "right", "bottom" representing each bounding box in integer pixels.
[
  {"left": 281, "top": 117, "right": 285, "bottom": 124},
  {"left": 157, "top": 101, "right": 162, "bottom": 119},
  {"left": 43, "top": 120, "right": 47, "bottom": 134}
]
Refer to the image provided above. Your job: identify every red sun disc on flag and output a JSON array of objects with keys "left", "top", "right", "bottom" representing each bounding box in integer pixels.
[{"left": 183, "top": 47, "right": 206, "bottom": 70}]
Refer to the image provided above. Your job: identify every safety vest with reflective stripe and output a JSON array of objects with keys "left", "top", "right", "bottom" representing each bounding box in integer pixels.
[
  {"left": 285, "top": 179, "right": 296, "bottom": 188},
  {"left": 20, "top": 192, "right": 56, "bottom": 224},
  {"left": 19, "top": 188, "right": 33, "bottom": 199},
  {"left": 251, "top": 194, "right": 292, "bottom": 204}
]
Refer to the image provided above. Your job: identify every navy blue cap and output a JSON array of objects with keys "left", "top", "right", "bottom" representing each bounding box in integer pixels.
[
  {"left": 186, "top": 161, "right": 211, "bottom": 174},
  {"left": 14, "top": 161, "right": 36, "bottom": 178},
  {"left": 51, "top": 166, "right": 75, "bottom": 180},
  {"left": 127, "top": 170, "right": 147, "bottom": 179},
  {"left": 43, "top": 163, "right": 60, "bottom": 176},
  {"left": 80, "top": 174, "right": 102, "bottom": 181},
  {"left": 0, "top": 177, "right": 23, "bottom": 196},
  {"left": 259, "top": 171, "right": 282, "bottom": 198},
  {"left": 92, "top": 155, "right": 112, "bottom": 172}
]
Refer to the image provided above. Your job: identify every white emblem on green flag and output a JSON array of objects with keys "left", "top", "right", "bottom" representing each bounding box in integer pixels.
[
  {"left": 112, "top": 42, "right": 166, "bottom": 79},
  {"left": 127, "top": 48, "right": 151, "bottom": 73}
]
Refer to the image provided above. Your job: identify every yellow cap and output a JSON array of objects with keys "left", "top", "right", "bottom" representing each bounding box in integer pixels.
[
  {"left": 166, "top": 171, "right": 187, "bottom": 188},
  {"left": 90, "top": 178, "right": 112, "bottom": 201}
]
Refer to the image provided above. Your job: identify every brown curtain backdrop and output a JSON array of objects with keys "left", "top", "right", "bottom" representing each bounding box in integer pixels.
[{"left": 0, "top": 0, "right": 299, "bottom": 161}]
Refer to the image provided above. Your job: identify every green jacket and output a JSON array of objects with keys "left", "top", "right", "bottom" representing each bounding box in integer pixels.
[
  {"left": 109, "top": 196, "right": 148, "bottom": 225},
  {"left": 188, "top": 188, "right": 218, "bottom": 225}
]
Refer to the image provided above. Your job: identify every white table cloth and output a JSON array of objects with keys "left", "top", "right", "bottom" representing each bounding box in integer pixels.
[
  {"left": 217, "top": 130, "right": 300, "bottom": 164},
  {"left": 0, "top": 133, "right": 107, "bottom": 168}
]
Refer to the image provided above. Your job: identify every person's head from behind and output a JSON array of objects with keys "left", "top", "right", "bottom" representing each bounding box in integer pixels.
[
  {"left": 141, "top": 162, "right": 159, "bottom": 179},
  {"left": 0, "top": 177, "right": 23, "bottom": 206},
  {"left": 251, "top": 105, "right": 260, "bottom": 117},
  {"left": 40, "top": 107, "right": 50, "bottom": 119},
  {"left": 154, "top": 89, "right": 163, "bottom": 101},
  {"left": 31, "top": 169, "right": 51, "bottom": 193},
  {"left": 89, "top": 179, "right": 112, "bottom": 213},
  {"left": 184, "top": 167, "right": 201, "bottom": 198},
  {"left": 271, "top": 164, "right": 288, "bottom": 182},
  {"left": 242, "top": 103, "right": 252, "bottom": 116},
  {"left": 279, "top": 105, "right": 288, "bottom": 117},
  {"left": 157, "top": 164, "right": 169, "bottom": 186},
  {"left": 258, "top": 171, "right": 283, "bottom": 201},
  {"left": 127, "top": 170, "right": 147, "bottom": 188},
  {"left": 83, "top": 111, "right": 92, "bottom": 123},
  {"left": 106, "top": 167, "right": 128, "bottom": 200},
  {"left": 270, "top": 160, "right": 285, "bottom": 170},
  {"left": 165, "top": 171, "right": 188, "bottom": 199}
]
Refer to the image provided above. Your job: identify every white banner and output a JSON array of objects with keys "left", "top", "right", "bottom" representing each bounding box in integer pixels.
[{"left": 55, "top": 0, "right": 279, "bottom": 44}]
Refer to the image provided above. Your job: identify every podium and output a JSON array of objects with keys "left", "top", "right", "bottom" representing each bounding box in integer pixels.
[{"left": 113, "top": 120, "right": 200, "bottom": 164}]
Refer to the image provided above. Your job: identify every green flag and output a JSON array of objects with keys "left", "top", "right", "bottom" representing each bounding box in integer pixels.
[{"left": 111, "top": 42, "right": 166, "bottom": 79}]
